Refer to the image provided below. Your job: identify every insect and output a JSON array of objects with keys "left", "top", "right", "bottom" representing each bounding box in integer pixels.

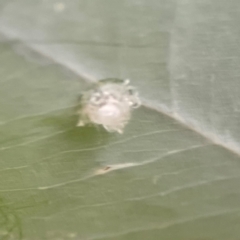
[{"left": 76, "top": 78, "right": 141, "bottom": 133}]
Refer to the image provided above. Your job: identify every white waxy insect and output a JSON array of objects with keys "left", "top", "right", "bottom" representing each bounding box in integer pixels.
[{"left": 77, "top": 78, "right": 141, "bottom": 133}]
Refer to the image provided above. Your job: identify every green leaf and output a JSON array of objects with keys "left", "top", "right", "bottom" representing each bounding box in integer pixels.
[{"left": 0, "top": 1, "right": 240, "bottom": 239}]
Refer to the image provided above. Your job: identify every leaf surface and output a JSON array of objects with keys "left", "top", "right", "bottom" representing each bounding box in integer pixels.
[{"left": 0, "top": 1, "right": 239, "bottom": 239}]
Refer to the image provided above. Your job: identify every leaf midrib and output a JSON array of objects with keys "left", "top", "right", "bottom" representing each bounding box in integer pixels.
[{"left": 1, "top": 30, "right": 239, "bottom": 157}]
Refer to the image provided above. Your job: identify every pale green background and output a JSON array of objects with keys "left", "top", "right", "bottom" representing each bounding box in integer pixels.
[{"left": 0, "top": 1, "right": 239, "bottom": 239}]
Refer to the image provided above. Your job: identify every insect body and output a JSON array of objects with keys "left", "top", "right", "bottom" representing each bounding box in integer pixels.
[{"left": 77, "top": 79, "right": 141, "bottom": 133}]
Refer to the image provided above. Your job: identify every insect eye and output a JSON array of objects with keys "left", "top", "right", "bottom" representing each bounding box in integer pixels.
[
  {"left": 125, "top": 88, "right": 141, "bottom": 108},
  {"left": 127, "top": 87, "right": 137, "bottom": 96},
  {"left": 90, "top": 92, "right": 103, "bottom": 105}
]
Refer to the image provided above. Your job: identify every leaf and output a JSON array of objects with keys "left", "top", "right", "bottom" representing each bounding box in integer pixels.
[{"left": 0, "top": 1, "right": 239, "bottom": 240}]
